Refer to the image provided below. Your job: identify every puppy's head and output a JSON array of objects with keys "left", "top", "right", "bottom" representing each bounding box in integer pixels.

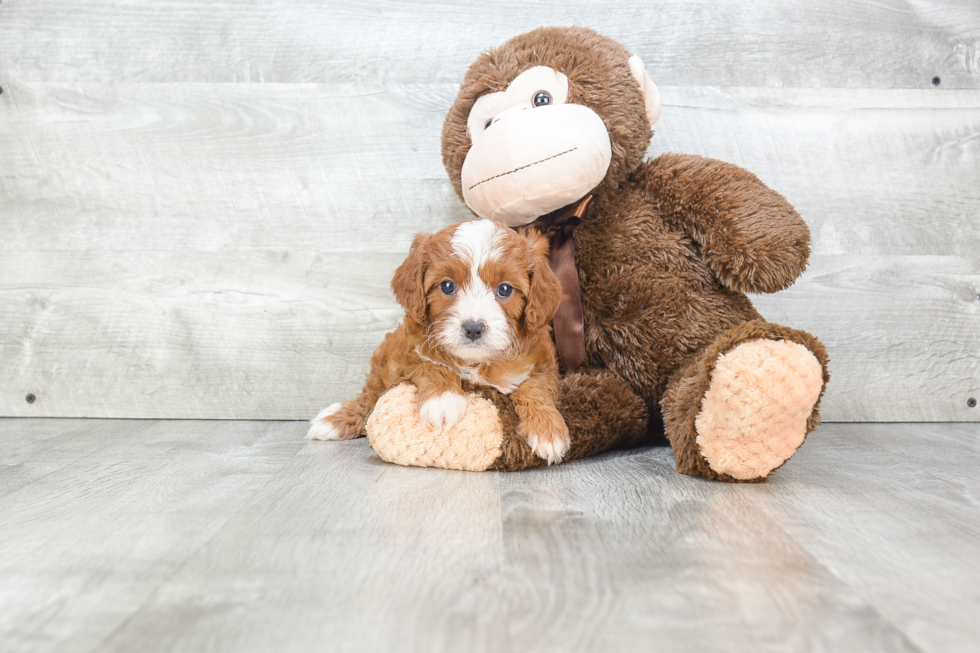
[{"left": 391, "top": 219, "right": 561, "bottom": 363}]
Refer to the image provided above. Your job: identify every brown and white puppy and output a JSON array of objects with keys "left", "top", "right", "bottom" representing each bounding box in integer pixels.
[{"left": 307, "top": 219, "right": 570, "bottom": 463}]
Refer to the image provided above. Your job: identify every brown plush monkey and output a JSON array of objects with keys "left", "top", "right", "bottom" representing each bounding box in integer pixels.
[{"left": 364, "top": 26, "right": 830, "bottom": 481}]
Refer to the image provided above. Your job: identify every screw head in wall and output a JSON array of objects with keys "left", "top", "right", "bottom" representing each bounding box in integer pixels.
[
  {"left": 25, "top": 393, "right": 36, "bottom": 404},
  {"left": 969, "top": 398, "right": 977, "bottom": 408}
]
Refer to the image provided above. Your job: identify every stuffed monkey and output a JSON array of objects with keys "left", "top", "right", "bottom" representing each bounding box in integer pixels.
[{"left": 355, "top": 27, "right": 829, "bottom": 481}]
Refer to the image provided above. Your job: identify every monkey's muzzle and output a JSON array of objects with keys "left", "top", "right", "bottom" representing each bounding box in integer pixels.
[{"left": 461, "top": 104, "right": 612, "bottom": 227}]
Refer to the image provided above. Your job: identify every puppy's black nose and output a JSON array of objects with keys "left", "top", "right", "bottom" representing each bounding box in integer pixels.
[{"left": 462, "top": 320, "right": 486, "bottom": 341}]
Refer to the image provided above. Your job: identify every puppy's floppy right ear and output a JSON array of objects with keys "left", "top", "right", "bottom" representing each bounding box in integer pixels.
[{"left": 391, "top": 233, "right": 431, "bottom": 324}]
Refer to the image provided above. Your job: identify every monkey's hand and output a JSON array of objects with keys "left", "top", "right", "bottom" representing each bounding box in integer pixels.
[{"left": 643, "top": 153, "right": 810, "bottom": 294}]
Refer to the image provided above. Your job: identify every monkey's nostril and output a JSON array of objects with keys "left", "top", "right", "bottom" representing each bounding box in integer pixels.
[{"left": 462, "top": 320, "right": 486, "bottom": 341}]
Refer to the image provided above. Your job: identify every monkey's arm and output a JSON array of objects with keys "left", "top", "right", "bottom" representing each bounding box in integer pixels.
[{"left": 642, "top": 153, "right": 810, "bottom": 294}]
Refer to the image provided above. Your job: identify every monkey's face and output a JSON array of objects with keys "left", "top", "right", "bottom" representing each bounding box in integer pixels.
[
  {"left": 460, "top": 66, "right": 613, "bottom": 226},
  {"left": 443, "top": 28, "right": 663, "bottom": 228}
]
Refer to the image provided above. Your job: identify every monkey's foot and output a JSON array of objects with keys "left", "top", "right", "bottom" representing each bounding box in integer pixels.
[{"left": 694, "top": 338, "right": 824, "bottom": 480}]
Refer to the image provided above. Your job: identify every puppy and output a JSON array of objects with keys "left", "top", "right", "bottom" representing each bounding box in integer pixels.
[{"left": 307, "top": 219, "right": 571, "bottom": 463}]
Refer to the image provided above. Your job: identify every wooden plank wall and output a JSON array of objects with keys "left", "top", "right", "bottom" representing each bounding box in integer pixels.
[{"left": 0, "top": 0, "right": 977, "bottom": 421}]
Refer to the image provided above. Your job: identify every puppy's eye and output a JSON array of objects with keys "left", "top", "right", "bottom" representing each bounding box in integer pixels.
[
  {"left": 496, "top": 283, "right": 514, "bottom": 300},
  {"left": 484, "top": 118, "right": 494, "bottom": 130},
  {"left": 440, "top": 280, "right": 456, "bottom": 296},
  {"left": 532, "top": 91, "right": 552, "bottom": 107}
]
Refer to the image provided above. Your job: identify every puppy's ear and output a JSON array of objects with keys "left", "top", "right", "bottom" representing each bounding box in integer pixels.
[
  {"left": 391, "top": 233, "right": 431, "bottom": 324},
  {"left": 523, "top": 228, "right": 551, "bottom": 259},
  {"left": 522, "top": 231, "right": 562, "bottom": 331}
]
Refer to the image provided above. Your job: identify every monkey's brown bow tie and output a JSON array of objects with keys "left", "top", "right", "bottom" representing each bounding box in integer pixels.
[{"left": 526, "top": 194, "right": 593, "bottom": 373}]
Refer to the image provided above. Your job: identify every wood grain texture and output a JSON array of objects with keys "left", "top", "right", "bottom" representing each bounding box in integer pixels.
[
  {"left": 494, "top": 459, "right": 920, "bottom": 652},
  {"left": 0, "top": 0, "right": 977, "bottom": 88},
  {"left": 0, "top": 250, "right": 403, "bottom": 419},
  {"left": 649, "top": 87, "right": 980, "bottom": 258},
  {"left": 0, "top": 82, "right": 465, "bottom": 254},
  {"left": 0, "top": 418, "right": 150, "bottom": 496},
  {"left": 4, "top": 419, "right": 979, "bottom": 652},
  {"left": 1, "top": 252, "right": 975, "bottom": 421},
  {"left": 0, "top": 420, "right": 305, "bottom": 653},
  {"left": 753, "top": 255, "right": 980, "bottom": 422},
  {"left": 750, "top": 422, "right": 980, "bottom": 652},
  {"left": 2, "top": 84, "right": 977, "bottom": 256},
  {"left": 100, "top": 435, "right": 510, "bottom": 653},
  {"left": 1, "top": 82, "right": 977, "bottom": 419}
]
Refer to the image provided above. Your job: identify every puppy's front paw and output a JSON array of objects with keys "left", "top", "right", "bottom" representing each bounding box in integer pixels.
[
  {"left": 418, "top": 392, "right": 469, "bottom": 432},
  {"left": 307, "top": 402, "right": 361, "bottom": 440},
  {"left": 523, "top": 411, "right": 571, "bottom": 465}
]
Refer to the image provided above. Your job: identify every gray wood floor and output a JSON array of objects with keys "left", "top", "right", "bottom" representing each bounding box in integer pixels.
[{"left": 1, "top": 420, "right": 978, "bottom": 653}]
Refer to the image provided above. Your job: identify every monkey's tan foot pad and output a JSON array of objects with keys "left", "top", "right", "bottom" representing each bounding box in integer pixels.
[
  {"left": 366, "top": 383, "right": 504, "bottom": 471},
  {"left": 695, "top": 339, "right": 824, "bottom": 480}
]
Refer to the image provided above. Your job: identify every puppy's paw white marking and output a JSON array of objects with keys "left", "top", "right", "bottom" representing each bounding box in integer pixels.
[
  {"left": 307, "top": 402, "right": 344, "bottom": 440},
  {"left": 419, "top": 392, "right": 469, "bottom": 432},
  {"left": 527, "top": 433, "right": 571, "bottom": 465}
]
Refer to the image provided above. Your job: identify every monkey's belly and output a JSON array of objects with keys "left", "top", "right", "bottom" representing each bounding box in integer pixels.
[{"left": 577, "top": 230, "right": 761, "bottom": 395}]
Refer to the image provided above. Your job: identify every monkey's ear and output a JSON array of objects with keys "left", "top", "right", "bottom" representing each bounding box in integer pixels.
[
  {"left": 628, "top": 55, "right": 661, "bottom": 126},
  {"left": 391, "top": 233, "right": 430, "bottom": 324}
]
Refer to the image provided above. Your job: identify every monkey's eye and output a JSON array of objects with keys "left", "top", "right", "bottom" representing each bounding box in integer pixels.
[
  {"left": 440, "top": 280, "right": 456, "bottom": 296},
  {"left": 496, "top": 283, "right": 514, "bottom": 300},
  {"left": 532, "top": 91, "right": 552, "bottom": 107},
  {"left": 484, "top": 118, "right": 494, "bottom": 130}
]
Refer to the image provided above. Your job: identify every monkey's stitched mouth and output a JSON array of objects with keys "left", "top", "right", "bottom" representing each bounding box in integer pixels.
[{"left": 467, "top": 148, "right": 578, "bottom": 191}]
